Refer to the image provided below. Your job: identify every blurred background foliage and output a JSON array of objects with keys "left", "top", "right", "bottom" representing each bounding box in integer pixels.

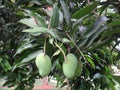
[{"left": 0, "top": 0, "right": 120, "bottom": 90}]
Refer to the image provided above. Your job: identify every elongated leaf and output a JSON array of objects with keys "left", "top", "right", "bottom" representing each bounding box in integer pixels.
[
  {"left": 50, "top": 4, "right": 59, "bottom": 27},
  {"left": 85, "top": 26, "right": 107, "bottom": 48},
  {"left": 108, "top": 20, "right": 120, "bottom": 27},
  {"left": 13, "top": 50, "right": 42, "bottom": 68},
  {"left": 15, "top": 44, "right": 38, "bottom": 55},
  {"left": 102, "top": 29, "right": 120, "bottom": 39},
  {"left": 29, "top": 11, "right": 47, "bottom": 27},
  {"left": 62, "top": 38, "right": 71, "bottom": 43},
  {"left": 21, "top": 50, "right": 42, "bottom": 63},
  {"left": 84, "top": 16, "right": 108, "bottom": 38},
  {"left": 88, "top": 37, "right": 114, "bottom": 51},
  {"left": 52, "top": 50, "right": 61, "bottom": 57},
  {"left": 85, "top": 55, "right": 95, "bottom": 68},
  {"left": 0, "top": 59, "right": 12, "bottom": 72},
  {"left": 72, "top": 2, "right": 99, "bottom": 19},
  {"left": 60, "top": 0, "right": 70, "bottom": 25},
  {"left": 19, "top": 18, "right": 38, "bottom": 27},
  {"left": 23, "top": 27, "right": 56, "bottom": 38}
]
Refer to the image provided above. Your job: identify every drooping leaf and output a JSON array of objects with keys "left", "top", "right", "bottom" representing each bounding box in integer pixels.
[
  {"left": 60, "top": 0, "right": 70, "bottom": 25},
  {"left": 50, "top": 4, "right": 59, "bottom": 27},
  {"left": 23, "top": 27, "right": 56, "bottom": 38}
]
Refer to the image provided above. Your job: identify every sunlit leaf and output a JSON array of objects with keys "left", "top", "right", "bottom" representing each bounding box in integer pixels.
[
  {"left": 23, "top": 27, "right": 56, "bottom": 38},
  {"left": 85, "top": 55, "right": 95, "bottom": 68}
]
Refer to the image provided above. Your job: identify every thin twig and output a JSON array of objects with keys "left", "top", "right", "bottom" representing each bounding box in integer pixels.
[
  {"left": 44, "top": 38, "right": 47, "bottom": 55},
  {"left": 55, "top": 42, "right": 67, "bottom": 62},
  {"left": 66, "top": 33, "right": 91, "bottom": 66}
]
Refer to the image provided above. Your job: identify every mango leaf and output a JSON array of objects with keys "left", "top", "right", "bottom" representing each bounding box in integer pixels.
[
  {"left": 19, "top": 18, "right": 38, "bottom": 27},
  {"left": 50, "top": 4, "right": 59, "bottom": 27},
  {"left": 112, "top": 76, "right": 120, "bottom": 84},
  {"left": 49, "top": 38, "right": 54, "bottom": 45},
  {"left": 60, "top": 0, "right": 70, "bottom": 25},
  {"left": 85, "top": 26, "right": 107, "bottom": 48},
  {"left": 23, "top": 27, "right": 56, "bottom": 38},
  {"left": 108, "top": 20, "right": 120, "bottom": 27},
  {"left": 52, "top": 50, "right": 61, "bottom": 57},
  {"left": 88, "top": 37, "right": 114, "bottom": 51},
  {"left": 84, "top": 16, "right": 108, "bottom": 38},
  {"left": 102, "top": 29, "right": 120, "bottom": 39},
  {"left": 72, "top": 2, "right": 99, "bottom": 19},
  {"left": 77, "top": 16, "right": 108, "bottom": 48},
  {"left": 62, "top": 38, "right": 71, "bottom": 43},
  {"left": 29, "top": 11, "right": 47, "bottom": 27},
  {"left": 14, "top": 50, "right": 42, "bottom": 68},
  {"left": 15, "top": 44, "right": 38, "bottom": 55},
  {"left": 85, "top": 55, "right": 95, "bottom": 68},
  {"left": 0, "top": 59, "right": 12, "bottom": 72}
]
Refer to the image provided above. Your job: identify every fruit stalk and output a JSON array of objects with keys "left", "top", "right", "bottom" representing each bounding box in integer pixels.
[{"left": 55, "top": 42, "right": 67, "bottom": 62}]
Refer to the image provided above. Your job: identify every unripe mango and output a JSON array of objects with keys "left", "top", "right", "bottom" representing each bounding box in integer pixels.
[
  {"left": 63, "top": 53, "right": 78, "bottom": 78},
  {"left": 35, "top": 53, "right": 52, "bottom": 77}
]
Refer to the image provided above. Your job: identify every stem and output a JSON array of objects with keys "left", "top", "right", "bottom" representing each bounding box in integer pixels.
[
  {"left": 55, "top": 42, "right": 67, "bottom": 62},
  {"left": 66, "top": 33, "right": 90, "bottom": 65},
  {"left": 44, "top": 38, "right": 47, "bottom": 55}
]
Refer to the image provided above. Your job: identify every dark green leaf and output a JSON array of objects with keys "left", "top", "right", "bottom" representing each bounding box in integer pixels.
[
  {"left": 108, "top": 20, "right": 120, "bottom": 27},
  {"left": 50, "top": 4, "right": 59, "bottom": 27},
  {"left": 72, "top": 2, "right": 99, "bottom": 19},
  {"left": 60, "top": 0, "right": 70, "bottom": 25}
]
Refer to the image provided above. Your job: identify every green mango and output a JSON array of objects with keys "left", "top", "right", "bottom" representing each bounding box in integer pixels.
[
  {"left": 35, "top": 53, "right": 52, "bottom": 77},
  {"left": 63, "top": 53, "right": 78, "bottom": 79}
]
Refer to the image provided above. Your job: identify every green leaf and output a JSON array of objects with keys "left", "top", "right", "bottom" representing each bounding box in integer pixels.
[
  {"left": 108, "top": 20, "right": 120, "bottom": 27},
  {"left": 29, "top": 11, "right": 47, "bottom": 27},
  {"left": 0, "top": 59, "right": 12, "bottom": 72},
  {"left": 85, "top": 26, "right": 107, "bottom": 48},
  {"left": 50, "top": 4, "right": 59, "bottom": 27},
  {"left": 60, "top": 0, "right": 70, "bottom": 25},
  {"left": 85, "top": 55, "right": 95, "bottom": 68},
  {"left": 84, "top": 16, "right": 108, "bottom": 38},
  {"left": 23, "top": 27, "right": 56, "bottom": 38},
  {"left": 15, "top": 44, "right": 37, "bottom": 55},
  {"left": 72, "top": 2, "right": 99, "bottom": 19},
  {"left": 102, "top": 29, "right": 120, "bottom": 39},
  {"left": 19, "top": 18, "right": 38, "bottom": 27},
  {"left": 21, "top": 50, "right": 42, "bottom": 63},
  {"left": 88, "top": 37, "right": 114, "bottom": 51},
  {"left": 62, "top": 38, "right": 71, "bottom": 43},
  {"left": 52, "top": 50, "right": 61, "bottom": 57}
]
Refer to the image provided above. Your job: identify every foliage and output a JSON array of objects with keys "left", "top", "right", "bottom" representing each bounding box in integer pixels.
[{"left": 0, "top": 0, "right": 120, "bottom": 90}]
